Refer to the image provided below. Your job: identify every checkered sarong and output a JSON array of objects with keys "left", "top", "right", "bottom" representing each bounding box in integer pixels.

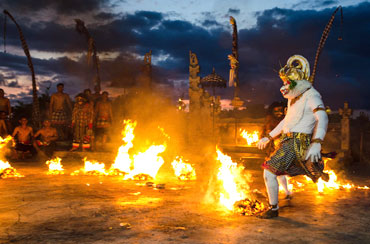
[
  {"left": 262, "top": 133, "right": 324, "bottom": 178},
  {"left": 96, "top": 116, "right": 110, "bottom": 128},
  {"left": 51, "top": 110, "right": 67, "bottom": 125}
]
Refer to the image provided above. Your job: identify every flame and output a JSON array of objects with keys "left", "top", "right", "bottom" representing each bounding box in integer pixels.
[
  {"left": 316, "top": 170, "right": 340, "bottom": 192},
  {"left": 0, "top": 160, "right": 23, "bottom": 178},
  {"left": 240, "top": 130, "right": 259, "bottom": 146},
  {"left": 124, "top": 144, "right": 166, "bottom": 180},
  {"left": 0, "top": 135, "right": 13, "bottom": 154},
  {"left": 216, "top": 148, "right": 246, "bottom": 210},
  {"left": 109, "top": 120, "right": 137, "bottom": 174},
  {"left": 285, "top": 159, "right": 370, "bottom": 193},
  {"left": 171, "top": 157, "right": 196, "bottom": 180},
  {"left": 71, "top": 158, "right": 107, "bottom": 176},
  {"left": 108, "top": 120, "right": 167, "bottom": 180},
  {"left": 0, "top": 135, "right": 12, "bottom": 145},
  {"left": 46, "top": 157, "right": 64, "bottom": 175},
  {"left": 214, "top": 147, "right": 265, "bottom": 215}
]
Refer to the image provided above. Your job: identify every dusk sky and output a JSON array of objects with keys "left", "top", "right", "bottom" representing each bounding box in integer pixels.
[{"left": 0, "top": 0, "right": 369, "bottom": 109}]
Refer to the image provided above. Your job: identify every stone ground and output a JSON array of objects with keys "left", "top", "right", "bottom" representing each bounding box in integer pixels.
[{"left": 1, "top": 155, "right": 370, "bottom": 244}]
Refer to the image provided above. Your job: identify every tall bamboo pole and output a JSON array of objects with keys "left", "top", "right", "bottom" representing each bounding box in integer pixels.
[
  {"left": 75, "top": 19, "right": 101, "bottom": 92},
  {"left": 230, "top": 16, "right": 239, "bottom": 98},
  {"left": 3, "top": 10, "right": 41, "bottom": 129}
]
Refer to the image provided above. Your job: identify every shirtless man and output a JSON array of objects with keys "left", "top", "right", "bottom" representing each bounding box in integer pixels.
[
  {"left": 0, "top": 89, "right": 11, "bottom": 137},
  {"left": 49, "top": 83, "right": 72, "bottom": 140},
  {"left": 12, "top": 117, "right": 35, "bottom": 159},
  {"left": 95, "top": 91, "right": 113, "bottom": 144},
  {"left": 33, "top": 120, "right": 58, "bottom": 158}
]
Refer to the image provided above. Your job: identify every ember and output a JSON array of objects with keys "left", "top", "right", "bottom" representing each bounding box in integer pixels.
[
  {"left": 0, "top": 160, "right": 23, "bottom": 178},
  {"left": 171, "top": 156, "right": 196, "bottom": 180},
  {"left": 234, "top": 198, "right": 265, "bottom": 216},
  {"left": 46, "top": 157, "right": 64, "bottom": 175},
  {"left": 132, "top": 173, "right": 153, "bottom": 181}
]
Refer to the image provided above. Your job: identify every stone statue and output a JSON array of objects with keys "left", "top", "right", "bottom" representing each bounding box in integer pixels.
[
  {"left": 339, "top": 101, "right": 352, "bottom": 152},
  {"left": 228, "top": 54, "right": 239, "bottom": 87}
]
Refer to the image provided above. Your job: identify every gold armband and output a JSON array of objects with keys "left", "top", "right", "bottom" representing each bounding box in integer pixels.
[
  {"left": 311, "top": 138, "right": 324, "bottom": 144},
  {"left": 313, "top": 107, "right": 325, "bottom": 113}
]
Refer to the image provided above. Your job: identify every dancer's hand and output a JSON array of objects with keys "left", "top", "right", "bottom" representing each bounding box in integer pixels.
[
  {"left": 257, "top": 137, "right": 270, "bottom": 150},
  {"left": 305, "top": 143, "right": 321, "bottom": 162}
]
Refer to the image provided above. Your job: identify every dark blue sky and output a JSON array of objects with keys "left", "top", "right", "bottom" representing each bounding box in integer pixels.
[{"left": 0, "top": 0, "right": 369, "bottom": 109}]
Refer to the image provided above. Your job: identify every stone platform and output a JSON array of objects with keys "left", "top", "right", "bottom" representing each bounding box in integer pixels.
[{"left": 1, "top": 161, "right": 370, "bottom": 243}]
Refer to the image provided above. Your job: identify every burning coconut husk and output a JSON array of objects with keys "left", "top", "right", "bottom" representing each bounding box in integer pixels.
[
  {"left": 108, "top": 120, "right": 167, "bottom": 181},
  {"left": 204, "top": 147, "right": 265, "bottom": 215},
  {"left": 0, "top": 160, "right": 24, "bottom": 178},
  {"left": 46, "top": 157, "right": 64, "bottom": 175},
  {"left": 71, "top": 158, "right": 107, "bottom": 176},
  {"left": 171, "top": 156, "right": 196, "bottom": 181},
  {"left": 234, "top": 198, "right": 266, "bottom": 216},
  {"left": 123, "top": 144, "right": 166, "bottom": 180}
]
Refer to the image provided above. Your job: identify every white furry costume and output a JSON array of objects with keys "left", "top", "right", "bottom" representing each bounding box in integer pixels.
[{"left": 257, "top": 55, "right": 328, "bottom": 209}]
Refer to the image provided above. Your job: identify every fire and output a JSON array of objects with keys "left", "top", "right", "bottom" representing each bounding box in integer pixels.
[
  {"left": 0, "top": 135, "right": 13, "bottom": 154},
  {"left": 240, "top": 130, "right": 259, "bottom": 146},
  {"left": 215, "top": 147, "right": 265, "bottom": 214},
  {"left": 109, "top": 120, "right": 137, "bottom": 174},
  {"left": 316, "top": 170, "right": 340, "bottom": 192},
  {"left": 0, "top": 135, "right": 12, "bottom": 145},
  {"left": 71, "top": 158, "right": 107, "bottom": 176},
  {"left": 0, "top": 160, "right": 23, "bottom": 178},
  {"left": 46, "top": 157, "right": 64, "bottom": 175},
  {"left": 284, "top": 159, "right": 370, "bottom": 193},
  {"left": 171, "top": 157, "right": 196, "bottom": 180},
  {"left": 124, "top": 144, "right": 166, "bottom": 180},
  {"left": 216, "top": 148, "right": 246, "bottom": 210},
  {"left": 314, "top": 170, "right": 369, "bottom": 193},
  {"left": 108, "top": 120, "right": 167, "bottom": 180}
]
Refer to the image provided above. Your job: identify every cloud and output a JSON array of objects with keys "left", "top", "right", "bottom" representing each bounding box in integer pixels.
[
  {"left": 1, "top": 2, "right": 370, "bottom": 109},
  {"left": 292, "top": 0, "right": 339, "bottom": 9},
  {"left": 1, "top": 0, "right": 111, "bottom": 15},
  {"left": 228, "top": 8, "right": 240, "bottom": 15}
]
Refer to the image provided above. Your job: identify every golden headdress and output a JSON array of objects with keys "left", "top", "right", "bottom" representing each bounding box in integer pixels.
[{"left": 279, "top": 55, "right": 311, "bottom": 84}]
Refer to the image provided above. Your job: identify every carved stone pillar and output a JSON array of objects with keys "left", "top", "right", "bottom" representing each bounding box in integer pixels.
[{"left": 339, "top": 101, "right": 352, "bottom": 152}]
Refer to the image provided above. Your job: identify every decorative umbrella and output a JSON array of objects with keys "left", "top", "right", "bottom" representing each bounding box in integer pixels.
[{"left": 200, "top": 68, "right": 227, "bottom": 96}]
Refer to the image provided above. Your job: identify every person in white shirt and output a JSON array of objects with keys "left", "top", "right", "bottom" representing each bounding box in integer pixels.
[{"left": 257, "top": 55, "right": 329, "bottom": 218}]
